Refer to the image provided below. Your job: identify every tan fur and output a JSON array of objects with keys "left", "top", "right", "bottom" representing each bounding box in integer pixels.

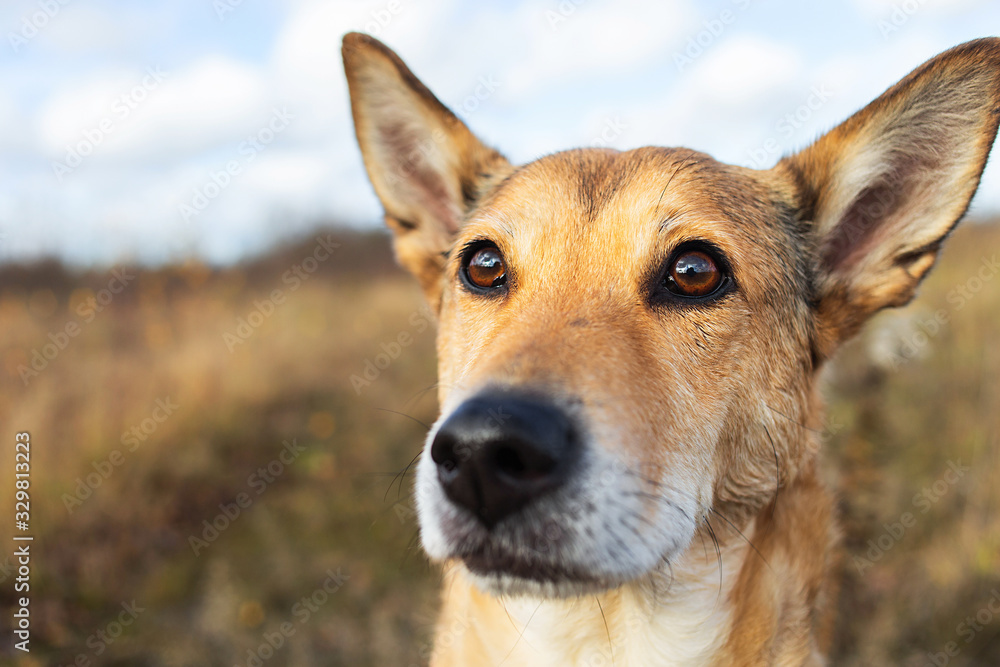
[{"left": 343, "top": 33, "right": 1000, "bottom": 665}]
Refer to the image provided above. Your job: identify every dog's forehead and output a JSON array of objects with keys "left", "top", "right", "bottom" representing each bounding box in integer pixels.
[
  {"left": 481, "top": 147, "right": 776, "bottom": 229},
  {"left": 464, "top": 146, "right": 789, "bottom": 276}
]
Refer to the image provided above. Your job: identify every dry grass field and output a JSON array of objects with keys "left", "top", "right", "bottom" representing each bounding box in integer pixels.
[{"left": 1, "top": 221, "right": 999, "bottom": 666}]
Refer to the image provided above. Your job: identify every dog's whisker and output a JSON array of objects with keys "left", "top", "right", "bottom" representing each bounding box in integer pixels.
[
  {"left": 595, "top": 597, "right": 616, "bottom": 667},
  {"left": 500, "top": 595, "right": 520, "bottom": 635},
  {"left": 663, "top": 557, "right": 675, "bottom": 594},
  {"left": 398, "top": 528, "right": 423, "bottom": 571},
  {"left": 703, "top": 515, "right": 724, "bottom": 605},
  {"left": 624, "top": 483, "right": 732, "bottom": 602},
  {"left": 402, "top": 382, "right": 445, "bottom": 410},
  {"left": 654, "top": 157, "right": 701, "bottom": 223},
  {"left": 762, "top": 423, "right": 781, "bottom": 523},
  {"left": 698, "top": 525, "right": 711, "bottom": 562},
  {"left": 372, "top": 406, "right": 432, "bottom": 432},
  {"left": 369, "top": 407, "right": 432, "bottom": 501},
  {"left": 385, "top": 449, "right": 422, "bottom": 503},
  {"left": 498, "top": 600, "right": 543, "bottom": 667},
  {"left": 708, "top": 507, "right": 773, "bottom": 573},
  {"left": 766, "top": 404, "right": 821, "bottom": 435}
]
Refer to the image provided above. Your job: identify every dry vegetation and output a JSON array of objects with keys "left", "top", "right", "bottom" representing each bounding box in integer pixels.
[{"left": 1, "top": 222, "right": 999, "bottom": 666}]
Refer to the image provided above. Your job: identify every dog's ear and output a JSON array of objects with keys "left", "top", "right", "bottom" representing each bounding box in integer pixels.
[
  {"left": 342, "top": 32, "right": 511, "bottom": 308},
  {"left": 778, "top": 38, "right": 1000, "bottom": 358}
]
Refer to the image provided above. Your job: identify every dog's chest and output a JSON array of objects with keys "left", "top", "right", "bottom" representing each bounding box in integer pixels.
[{"left": 501, "top": 584, "right": 733, "bottom": 666}]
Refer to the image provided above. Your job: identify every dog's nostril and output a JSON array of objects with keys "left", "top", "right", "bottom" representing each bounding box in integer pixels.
[
  {"left": 431, "top": 437, "right": 461, "bottom": 481},
  {"left": 494, "top": 445, "right": 526, "bottom": 477},
  {"left": 493, "top": 444, "right": 555, "bottom": 482}
]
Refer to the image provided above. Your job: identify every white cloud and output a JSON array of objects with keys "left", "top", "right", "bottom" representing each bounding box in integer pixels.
[
  {"left": 36, "top": 56, "right": 269, "bottom": 165},
  {"left": 0, "top": 94, "right": 32, "bottom": 152},
  {"left": 34, "top": 3, "right": 147, "bottom": 54},
  {"left": 687, "top": 35, "right": 802, "bottom": 105},
  {"left": 121, "top": 57, "right": 269, "bottom": 159},
  {"left": 607, "top": 34, "right": 804, "bottom": 168},
  {"left": 490, "top": 0, "right": 696, "bottom": 99},
  {"left": 851, "top": 0, "right": 991, "bottom": 20}
]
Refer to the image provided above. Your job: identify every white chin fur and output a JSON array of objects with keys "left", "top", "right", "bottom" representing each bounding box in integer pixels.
[
  {"left": 415, "top": 440, "right": 455, "bottom": 561},
  {"left": 466, "top": 568, "right": 624, "bottom": 599},
  {"left": 415, "top": 433, "right": 701, "bottom": 593}
]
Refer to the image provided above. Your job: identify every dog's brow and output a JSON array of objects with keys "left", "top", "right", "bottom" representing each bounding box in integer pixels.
[
  {"left": 652, "top": 156, "right": 708, "bottom": 229},
  {"left": 658, "top": 214, "right": 739, "bottom": 235},
  {"left": 447, "top": 219, "right": 513, "bottom": 262},
  {"left": 657, "top": 217, "right": 680, "bottom": 234},
  {"left": 653, "top": 163, "right": 684, "bottom": 221}
]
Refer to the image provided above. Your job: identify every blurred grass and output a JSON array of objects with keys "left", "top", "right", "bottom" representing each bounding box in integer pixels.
[{"left": 0, "top": 222, "right": 999, "bottom": 666}]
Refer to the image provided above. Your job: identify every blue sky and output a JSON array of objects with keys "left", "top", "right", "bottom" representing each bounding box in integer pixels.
[{"left": 1, "top": 0, "right": 998, "bottom": 265}]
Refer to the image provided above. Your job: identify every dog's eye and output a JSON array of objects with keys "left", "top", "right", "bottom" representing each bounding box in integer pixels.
[
  {"left": 665, "top": 248, "right": 723, "bottom": 298},
  {"left": 464, "top": 245, "right": 507, "bottom": 289}
]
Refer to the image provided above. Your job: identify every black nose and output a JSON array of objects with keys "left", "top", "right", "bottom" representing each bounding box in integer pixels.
[{"left": 431, "top": 391, "right": 579, "bottom": 528}]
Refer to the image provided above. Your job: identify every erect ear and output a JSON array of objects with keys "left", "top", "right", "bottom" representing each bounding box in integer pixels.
[
  {"left": 778, "top": 38, "right": 1000, "bottom": 358},
  {"left": 342, "top": 32, "right": 511, "bottom": 308}
]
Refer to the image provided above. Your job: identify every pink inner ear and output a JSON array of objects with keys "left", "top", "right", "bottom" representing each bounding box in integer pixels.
[
  {"left": 821, "top": 150, "right": 935, "bottom": 273},
  {"left": 380, "top": 121, "right": 461, "bottom": 233},
  {"left": 822, "top": 183, "right": 899, "bottom": 271}
]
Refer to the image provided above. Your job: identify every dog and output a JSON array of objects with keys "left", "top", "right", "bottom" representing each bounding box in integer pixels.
[{"left": 343, "top": 33, "right": 1000, "bottom": 666}]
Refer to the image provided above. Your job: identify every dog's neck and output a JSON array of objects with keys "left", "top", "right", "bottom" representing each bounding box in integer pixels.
[
  {"left": 499, "top": 534, "right": 748, "bottom": 666},
  {"left": 429, "top": 461, "right": 835, "bottom": 667}
]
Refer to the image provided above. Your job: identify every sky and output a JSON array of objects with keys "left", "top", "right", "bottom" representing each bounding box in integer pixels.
[{"left": 0, "top": 0, "right": 998, "bottom": 266}]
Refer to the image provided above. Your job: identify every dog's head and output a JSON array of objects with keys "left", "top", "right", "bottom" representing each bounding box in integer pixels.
[{"left": 343, "top": 34, "right": 1000, "bottom": 597}]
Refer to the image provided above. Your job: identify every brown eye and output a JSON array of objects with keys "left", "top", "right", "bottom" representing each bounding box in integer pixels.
[
  {"left": 465, "top": 245, "right": 507, "bottom": 289},
  {"left": 666, "top": 249, "right": 723, "bottom": 297}
]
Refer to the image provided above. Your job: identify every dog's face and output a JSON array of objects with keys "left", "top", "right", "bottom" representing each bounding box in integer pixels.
[
  {"left": 422, "top": 149, "right": 813, "bottom": 594},
  {"left": 343, "top": 34, "right": 1000, "bottom": 596}
]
